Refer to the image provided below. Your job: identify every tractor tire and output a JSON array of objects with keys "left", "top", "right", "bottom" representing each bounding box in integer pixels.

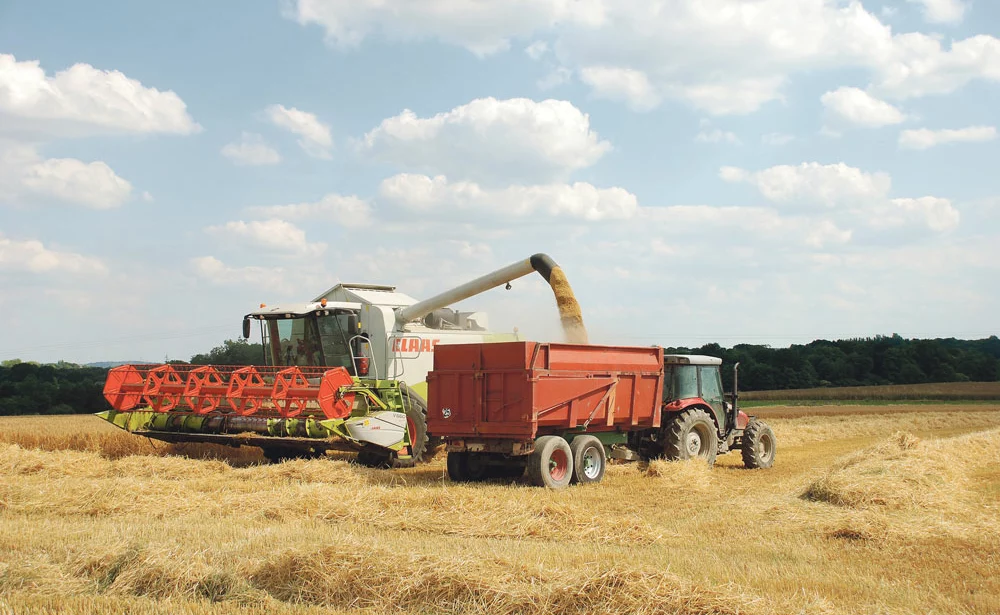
[
  {"left": 526, "top": 435, "right": 573, "bottom": 489},
  {"left": 741, "top": 419, "right": 776, "bottom": 469},
  {"left": 663, "top": 408, "right": 719, "bottom": 466},
  {"left": 570, "top": 435, "right": 606, "bottom": 484},
  {"left": 394, "top": 384, "right": 430, "bottom": 468}
]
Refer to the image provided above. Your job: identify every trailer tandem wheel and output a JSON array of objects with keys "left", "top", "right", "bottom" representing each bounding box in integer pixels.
[
  {"left": 527, "top": 435, "right": 573, "bottom": 489},
  {"left": 570, "top": 435, "right": 606, "bottom": 484}
]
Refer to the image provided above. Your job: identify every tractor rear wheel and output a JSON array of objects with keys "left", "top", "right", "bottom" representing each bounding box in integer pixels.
[
  {"left": 741, "top": 419, "right": 776, "bottom": 469},
  {"left": 527, "top": 435, "right": 573, "bottom": 489},
  {"left": 570, "top": 435, "right": 606, "bottom": 484},
  {"left": 663, "top": 408, "right": 719, "bottom": 465}
]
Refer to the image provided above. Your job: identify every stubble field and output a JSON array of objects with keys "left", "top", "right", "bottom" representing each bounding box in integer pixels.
[{"left": 1, "top": 404, "right": 999, "bottom": 615}]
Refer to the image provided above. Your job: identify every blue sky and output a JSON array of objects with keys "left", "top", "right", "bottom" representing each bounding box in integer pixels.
[{"left": 1, "top": 0, "right": 998, "bottom": 363}]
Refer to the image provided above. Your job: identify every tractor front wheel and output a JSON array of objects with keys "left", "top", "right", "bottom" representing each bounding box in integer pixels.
[
  {"left": 741, "top": 419, "right": 776, "bottom": 469},
  {"left": 663, "top": 408, "right": 719, "bottom": 465}
]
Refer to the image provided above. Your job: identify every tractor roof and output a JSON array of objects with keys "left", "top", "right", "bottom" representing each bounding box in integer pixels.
[{"left": 663, "top": 354, "right": 723, "bottom": 366}]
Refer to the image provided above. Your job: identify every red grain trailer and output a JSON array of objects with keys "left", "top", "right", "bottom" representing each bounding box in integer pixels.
[{"left": 427, "top": 341, "right": 775, "bottom": 488}]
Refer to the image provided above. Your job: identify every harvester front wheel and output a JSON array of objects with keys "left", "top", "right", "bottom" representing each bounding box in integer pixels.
[
  {"left": 570, "top": 435, "right": 606, "bottom": 484},
  {"left": 527, "top": 436, "right": 573, "bottom": 489},
  {"left": 394, "top": 385, "right": 430, "bottom": 468},
  {"left": 741, "top": 419, "right": 776, "bottom": 469},
  {"left": 663, "top": 408, "right": 718, "bottom": 466}
]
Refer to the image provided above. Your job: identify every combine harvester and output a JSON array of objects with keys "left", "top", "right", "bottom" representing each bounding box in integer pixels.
[
  {"left": 427, "top": 341, "right": 776, "bottom": 488},
  {"left": 99, "top": 254, "right": 585, "bottom": 467}
]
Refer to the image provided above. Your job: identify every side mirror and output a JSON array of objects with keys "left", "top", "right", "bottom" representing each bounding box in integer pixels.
[
  {"left": 242, "top": 317, "right": 252, "bottom": 339},
  {"left": 347, "top": 313, "right": 359, "bottom": 334}
]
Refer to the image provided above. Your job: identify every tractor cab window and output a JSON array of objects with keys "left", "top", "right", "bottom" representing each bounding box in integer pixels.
[
  {"left": 263, "top": 310, "right": 358, "bottom": 371},
  {"left": 663, "top": 365, "right": 700, "bottom": 402},
  {"left": 699, "top": 366, "right": 724, "bottom": 416}
]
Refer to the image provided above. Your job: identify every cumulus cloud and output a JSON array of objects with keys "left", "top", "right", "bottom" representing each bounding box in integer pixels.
[
  {"left": 378, "top": 174, "right": 638, "bottom": 221},
  {"left": 0, "top": 53, "right": 199, "bottom": 136},
  {"left": 695, "top": 128, "right": 741, "bottom": 145},
  {"left": 0, "top": 233, "right": 107, "bottom": 275},
  {"left": 906, "top": 0, "right": 966, "bottom": 24},
  {"left": 190, "top": 256, "right": 293, "bottom": 289},
  {"left": 205, "top": 219, "right": 326, "bottom": 257},
  {"left": 721, "top": 161, "right": 959, "bottom": 232},
  {"left": 821, "top": 87, "right": 907, "bottom": 127},
  {"left": 359, "top": 98, "right": 610, "bottom": 184},
  {"left": 578, "top": 66, "right": 661, "bottom": 112},
  {"left": 287, "top": 1, "right": 1000, "bottom": 114},
  {"left": 266, "top": 104, "right": 332, "bottom": 159},
  {"left": 286, "top": 0, "right": 602, "bottom": 57},
  {"left": 0, "top": 141, "right": 132, "bottom": 209},
  {"left": 248, "top": 193, "right": 372, "bottom": 228},
  {"left": 721, "top": 162, "right": 892, "bottom": 208},
  {"left": 221, "top": 132, "right": 281, "bottom": 166},
  {"left": 898, "top": 126, "right": 997, "bottom": 150}
]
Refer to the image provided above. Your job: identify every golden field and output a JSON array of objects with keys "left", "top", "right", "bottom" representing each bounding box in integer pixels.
[
  {"left": 1, "top": 405, "right": 999, "bottom": 615},
  {"left": 741, "top": 381, "right": 1000, "bottom": 402}
]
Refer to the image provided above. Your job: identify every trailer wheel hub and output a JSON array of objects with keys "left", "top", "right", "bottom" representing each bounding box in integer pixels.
[{"left": 548, "top": 448, "right": 569, "bottom": 481}]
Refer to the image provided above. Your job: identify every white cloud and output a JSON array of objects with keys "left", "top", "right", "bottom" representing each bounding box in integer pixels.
[
  {"left": 0, "top": 53, "right": 199, "bottom": 136},
  {"left": 288, "top": 2, "right": 1000, "bottom": 114},
  {"left": 0, "top": 141, "right": 132, "bottom": 209},
  {"left": 695, "top": 128, "right": 740, "bottom": 145},
  {"left": 721, "top": 162, "right": 892, "bottom": 208},
  {"left": 0, "top": 233, "right": 106, "bottom": 275},
  {"left": 578, "top": 66, "right": 660, "bottom": 112},
  {"left": 821, "top": 87, "right": 907, "bottom": 127},
  {"left": 762, "top": 133, "right": 795, "bottom": 146},
  {"left": 722, "top": 161, "right": 960, "bottom": 232},
  {"left": 221, "top": 132, "right": 281, "bottom": 166},
  {"left": 906, "top": 0, "right": 966, "bottom": 24},
  {"left": 248, "top": 193, "right": 371, "bottom": 228},
  {"left": 286, "top": 0, "right": 602, "bottom": 57},
  {"left": 190, "top": 256, "right": 293, "bottom": 290},
  {"left": 898, "top": 125, "right": 997, "bottom": 150},
  {"left": 360, "top": 98, "right": 610, "bottom": 184},
  {"left": 266, "top": 104, "right": 332, "bottom": 159},
  {"left": 524, "top": 40, "right": 549, "bottom": 60},
  {"left": 881, "top": 197, "right": 960, "bottom": 231},
  {"left": 537, "top": 67, "right": 572, "bottom": 90},
  {"left": 378, "top": 174, "right": 638, "bottom": 221},
  {"left": 205, "top": 219, "right": 327, "bottom": 257}
]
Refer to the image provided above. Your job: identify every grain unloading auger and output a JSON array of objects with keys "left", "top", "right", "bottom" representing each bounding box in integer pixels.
[{"left": 97, "top": 253, "right": 588, "bottom": 466}]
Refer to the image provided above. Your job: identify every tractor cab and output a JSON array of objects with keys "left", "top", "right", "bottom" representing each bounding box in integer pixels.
[
  {"left": 243, "top": 301, "right": 372, "bottom": 376},
  {"left": 662, "top": 355, "right": 731, "bottom": 434}
]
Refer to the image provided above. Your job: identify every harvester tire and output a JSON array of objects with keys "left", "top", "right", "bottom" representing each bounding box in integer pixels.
[
  {"left": 527, "top": 435, "right": 573, "bottom": 489},
  {"left": 663, "top": 408, "right": 719, "bottom": 466},
  {"left": 741, "top": 419, "right": 776, "bottom": 469},
  {"left": 394, "top": 384, "right": 430, "bottom": 468},
  {"left": 570, "top": 435, "right": 606, "bottom": 484}
]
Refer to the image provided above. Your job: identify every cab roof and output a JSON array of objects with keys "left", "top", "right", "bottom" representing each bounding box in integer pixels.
[
  {"left": 246, "top": 301, "right": 361, "bottom": 319},
  {"left": 663, "top": 354, "right": 723, "bottom": 366}
]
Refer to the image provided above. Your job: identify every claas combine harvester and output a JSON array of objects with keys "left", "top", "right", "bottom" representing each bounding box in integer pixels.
[{"left": 98, "top": 254, "right": 581, "bottom": 467}]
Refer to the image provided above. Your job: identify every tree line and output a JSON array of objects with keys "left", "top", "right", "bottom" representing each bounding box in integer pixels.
[{"left": 1, "top": 335, "right": 998, "bottom": 415}]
